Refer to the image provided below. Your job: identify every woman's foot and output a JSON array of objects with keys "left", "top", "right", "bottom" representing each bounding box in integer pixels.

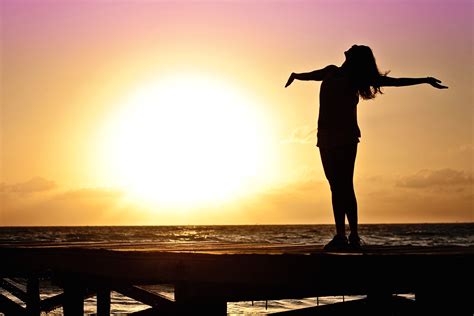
[
  {"left": 348, "top": 233, "right": 363, "bottom": 250},
  {"left": 323, "top": 235, "right": 349, "bottom": 251}
]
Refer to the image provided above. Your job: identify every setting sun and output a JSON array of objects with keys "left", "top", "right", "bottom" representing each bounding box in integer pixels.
[{"left": 98, "top": 75, "right": 275, "bottom": 207}]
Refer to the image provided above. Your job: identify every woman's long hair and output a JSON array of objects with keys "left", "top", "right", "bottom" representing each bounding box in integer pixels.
[{"left": 345, "top": 45, "right": 388, "bottom": 100}]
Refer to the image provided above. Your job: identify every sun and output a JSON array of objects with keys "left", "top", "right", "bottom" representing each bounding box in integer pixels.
[{"left": 99, "top": 75, "right": 274, "bottom": 208}]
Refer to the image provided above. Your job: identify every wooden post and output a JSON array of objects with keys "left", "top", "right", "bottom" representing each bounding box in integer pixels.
[
  {"left": 97, "top": 288, "right": 111, "bottom": 316},
  {"left": 367, "top": 291, "right": 393, "bottom": 315},
  {"left": 367, "top": 291, "right": 392, "bottom": 303},
  {"left": 63, "top": 281, "right": 85, "bottom": 316},
  {"left": 26, "top": 276, "right": 40, "bottom": 316}
]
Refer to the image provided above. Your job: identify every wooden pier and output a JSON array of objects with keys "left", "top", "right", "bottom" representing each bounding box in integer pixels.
[{"left": 0, "top": 243, "right": 472, "bottom": 315}]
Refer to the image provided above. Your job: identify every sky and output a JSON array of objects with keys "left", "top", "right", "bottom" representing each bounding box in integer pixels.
[{"left": 1, "top": 0, "right": 472, "bottom": 225}]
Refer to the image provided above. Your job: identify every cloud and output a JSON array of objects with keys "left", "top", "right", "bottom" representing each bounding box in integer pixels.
[
  {"left": 396, "top": 168, "right": 473, "bottom": 189},
  {"left": 54, "top": 188, "right": 123, "bottom": 201},
  {"left": 449, "top": 144, "right": 473, "bottom": 156},
  {"left": 458, "top": 144, "right": 473, "bottom": 154},
  {"left": 282, "top": 126, "right": 317, "bottom": 144},
  {"left": 0, "top": 177, "right": 56, "bottom": 194},
  {"left": 0, "top": 185, "right": 141, "bottom": 226}
]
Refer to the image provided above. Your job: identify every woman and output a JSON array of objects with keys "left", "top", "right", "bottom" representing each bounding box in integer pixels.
[{"left": 285, "top": 45, "right": 447, "bottom": 250}]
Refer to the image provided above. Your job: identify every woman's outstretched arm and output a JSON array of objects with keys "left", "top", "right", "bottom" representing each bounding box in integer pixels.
[
  {"left": 377, "top": 76, "right": 448, "bottom": 89},
  {"left": 285, "top": 65, "right": 337, "bottom": 88}
]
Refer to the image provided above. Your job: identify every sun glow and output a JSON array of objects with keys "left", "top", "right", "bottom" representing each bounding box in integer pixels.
[{"left": 99, "top": 75, "right": 275, "bottom": 208}]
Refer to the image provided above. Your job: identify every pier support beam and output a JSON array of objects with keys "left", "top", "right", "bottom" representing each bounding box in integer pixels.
[
  {"left": 415, "top": 288, "right": 471, "bottom": 315},
  {"left": 97, "top": 288, "right": 111, "bottom": 316},
  {"left": 175, "top": 283, "right": 226, "bottom": 315},
  {"left": 367, "top": 291, "right": 393, "bottom": 304},
  {"left": 63, "top": 282, "right": 85, "bottom": 316},
  {"left": 175, "top": 300, "right": 226, "bottom": 315},
  {"left": 26, "top": 276, "right": 40, "bottom": 316},
  {"left": 367, "top": 292, "right": 394, "bottom": 315}
]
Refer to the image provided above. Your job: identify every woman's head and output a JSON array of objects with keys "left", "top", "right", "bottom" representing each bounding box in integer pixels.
[{"left": 343, "top": 45, "right": 386, "bottom": 100}]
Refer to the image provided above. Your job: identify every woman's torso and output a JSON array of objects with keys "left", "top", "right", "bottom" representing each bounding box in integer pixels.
[{"left": 317, "top": 66, "right": 361, "bottom": 147}]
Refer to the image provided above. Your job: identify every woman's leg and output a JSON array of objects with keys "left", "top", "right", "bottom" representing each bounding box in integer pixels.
[
  {"left": 320, "top": 144, "right": 358, "bottom": 237},
  {"left": 320, "top": 147, "right": 346, "bottom": 237},
  {"left": 341, "top": 144, "right": 358, "bottom": 237}
]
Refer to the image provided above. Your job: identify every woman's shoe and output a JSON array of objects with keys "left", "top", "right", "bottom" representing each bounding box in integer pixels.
[
  {"left": 348, "top": 233, "right": 363, "bottom": 250},
  {"left": 323, "top": 235, "right": 349, "bottom": 251}
]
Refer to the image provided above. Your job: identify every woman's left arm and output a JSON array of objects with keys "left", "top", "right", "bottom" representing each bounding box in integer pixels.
[{"left": 377, "top": 76, "right": 448, "bottom": 89}]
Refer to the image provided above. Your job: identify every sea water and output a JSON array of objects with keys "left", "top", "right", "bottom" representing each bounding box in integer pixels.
[{"left": 1, "top": 224, "right": 473, "bottom": 315}]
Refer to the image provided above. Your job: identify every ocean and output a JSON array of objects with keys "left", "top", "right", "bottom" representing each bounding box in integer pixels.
[{"left": 1, "top": 223, "right": 473, "bottom": 315}]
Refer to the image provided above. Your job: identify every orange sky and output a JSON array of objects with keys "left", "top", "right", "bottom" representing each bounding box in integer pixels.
[{"left": 1, "top": 0, "right": 472, "bottom": 225}]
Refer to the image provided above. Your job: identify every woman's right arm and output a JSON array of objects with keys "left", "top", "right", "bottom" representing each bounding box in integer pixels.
[{"left": 285, "top": 65, "right": 337, "bottom": 88}]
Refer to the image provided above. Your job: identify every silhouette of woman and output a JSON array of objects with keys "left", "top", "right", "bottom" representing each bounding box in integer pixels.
[{"left": 285, "top": 45, "right": 447, "bottom": 250}]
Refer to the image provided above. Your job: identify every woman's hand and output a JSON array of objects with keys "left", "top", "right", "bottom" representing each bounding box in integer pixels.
[
  {"left": 426, "top": 77, "right": 448, "bottom": 89},
  {"left": 285, "top": 73, "right": 295, "bottom": 88}
]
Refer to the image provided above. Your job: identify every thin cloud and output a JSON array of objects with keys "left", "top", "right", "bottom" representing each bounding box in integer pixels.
[
  {"left": 0, "top": 177, "right": 56, "bottom": 194},
  {"left": 396, "top": 168, "right": 473, "bottom": 189},
  {"left": 450, "top": 144, "right": 473, "bottom": 155},
  {"left": 54, "top": 188, "right": 123, "bottom": 201},
  {"left": 1, "top": 186, "right": 133, "bottom": 226},
  {"left": 241, "top": 171, "right": 473, "bottom": 224}
]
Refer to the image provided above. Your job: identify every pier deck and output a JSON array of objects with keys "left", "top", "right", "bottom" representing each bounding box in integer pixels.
[{"left": 1, "top": 243, "right": 473, "bottom": 315}]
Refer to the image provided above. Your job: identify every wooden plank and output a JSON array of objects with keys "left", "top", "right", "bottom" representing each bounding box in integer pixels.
[
  {"left": 1, "top": 242, "right": 472, "bottom": 255},
  {"left": 114, "top": 285, "right": 175, "bottom": 310},
  {"left": 169, "top": 282, "right": 366, "bottom": 302},
  {"left": 39, "top": 291, "right": 94, "bottom": 313},
  {"left": 270, "top": 298, "right": 369, "bottom": 315},
  {"left": 0, "top": 293, "right": 26, "bottom": 316},
  {"left": 2, "top": 246, "right": 473, "bottom": 284},
  {"left": 0, "top": 278, "right": 28, "bottom": 302},
  {"left": 270, "top": 296, "right": 416, "bottom": 315},
  {"left": 415, "top": 286, "right": 472, "bottom": 315}
]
